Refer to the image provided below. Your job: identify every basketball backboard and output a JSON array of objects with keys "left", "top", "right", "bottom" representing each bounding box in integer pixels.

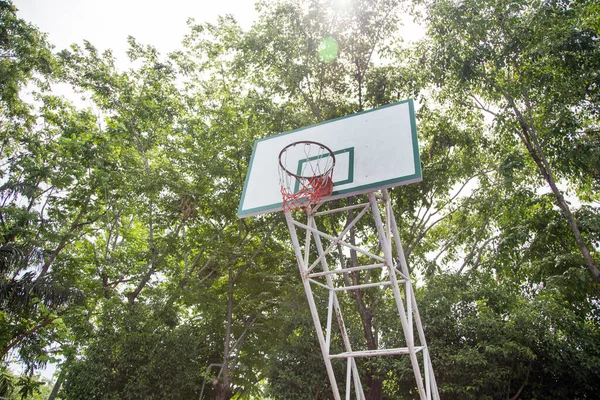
[{"left": 237, "top": 99, "right": 421, "bottom": 218}]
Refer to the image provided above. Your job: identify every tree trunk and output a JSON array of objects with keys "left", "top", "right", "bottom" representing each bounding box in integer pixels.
[
  {"left": 541, "top": 166, "right": 600, "bottom": 281},
  {"left": 365, "top": 374, "right": 383, "bottom": 400},
  {"left": 212, "top": 270, "right": 235, "bottom": 400},
  {"left": 213, "top": 379, "right": 233, "bottom": 400},
  {"left": 488, "top": 82, "right": 600, "bottom": 281},
  {"left": 507, "top": 100, "right": 600, "bottom": 282},
  {"left": 48, "top": 356, "right": 72, "bottom": 400}
]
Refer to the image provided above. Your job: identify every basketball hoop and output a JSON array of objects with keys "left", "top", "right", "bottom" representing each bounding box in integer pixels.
[{"left": 278, "top": 141, "right": 335, "bottom": 211}]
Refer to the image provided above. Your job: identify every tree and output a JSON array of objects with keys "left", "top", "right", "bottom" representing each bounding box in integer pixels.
[
  {"left": 390, "top": 271, "right": 600, "bottom": 399},
  {"left": 1, "top": 81, "right": 100, "bottom": 375},
  {"left": 240, "top": 1, "right": 505, "bottom": 398},
  {"left": 53, "top": 15, "right": 294, "bottom": 398},
  {"left": 419, "top": 0, "right": 600, "bottom": 280},
  {"left": 172, "top": 16, "right": 296, "bottom": 399},
  {"left": 62, "top": 297, "right": 217, "bottom": 399},
  {"left": 244, "top": 2, "right": 402, "bottom": 397},
  {"left": 264, "top": 281, "right": 342, "bottom": 400},
  {"left": 0, "top": 0, "right": 53, "bottom": 119},
  {"left": 6, "top": 0, "right": 599, "bottom": 398}
]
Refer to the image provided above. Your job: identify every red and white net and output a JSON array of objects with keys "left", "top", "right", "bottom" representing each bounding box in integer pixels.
[{"left": 278, "top": 141, "right": 335, "bottom": 212}]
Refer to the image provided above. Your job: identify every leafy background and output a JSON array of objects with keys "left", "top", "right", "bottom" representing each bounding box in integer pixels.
[{"left": 1, "top": 0, "right": 599, "bottom": 399}]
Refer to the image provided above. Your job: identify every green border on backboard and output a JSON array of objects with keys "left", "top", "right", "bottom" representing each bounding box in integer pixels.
[{"left": 237, "top": 98, "right": 422, "bottom": 218}]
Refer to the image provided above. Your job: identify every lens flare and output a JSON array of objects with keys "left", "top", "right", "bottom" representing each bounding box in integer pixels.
[{"left": 317, "top": 36, "right": 338, "bottom": 63}]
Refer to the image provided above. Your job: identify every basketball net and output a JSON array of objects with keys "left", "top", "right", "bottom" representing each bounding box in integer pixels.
[{"left": 278, "top": 141, "right": 335, "bottom": 212}]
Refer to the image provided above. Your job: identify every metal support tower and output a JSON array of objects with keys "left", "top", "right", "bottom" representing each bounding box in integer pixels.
[{"left": 284, "top": 189, "right": 439, "bottom": 400}]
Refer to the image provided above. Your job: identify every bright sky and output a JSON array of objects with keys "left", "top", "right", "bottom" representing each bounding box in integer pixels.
[
  {"left": 14, "top": 0, "right": 259, "bottom": 61},
  {"left": 14, "top": 0, "right": 423, "bottom": 65}
]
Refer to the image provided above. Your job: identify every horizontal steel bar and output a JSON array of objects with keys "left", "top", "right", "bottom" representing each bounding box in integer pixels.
[
  {"left": 332, "top": 281, "right": 400, "bottom": 292},
  {"left": 313, "top": 202, "right": 371, "bottom": 217},
  {"left": 308, "top": 263, "right": 385, "bottom": 278},
  {"left": 329, "top": 347, "right": 424, "bottom": 359}
]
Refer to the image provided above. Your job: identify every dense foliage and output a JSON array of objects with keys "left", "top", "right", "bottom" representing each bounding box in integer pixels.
[{"left": 1, "top": 0, "right": 598, "bottom": 399}]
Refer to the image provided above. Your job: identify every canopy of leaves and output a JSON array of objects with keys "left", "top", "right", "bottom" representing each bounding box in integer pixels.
[{"left": 1, "top": 0, "right": 599, "bottom": 399}]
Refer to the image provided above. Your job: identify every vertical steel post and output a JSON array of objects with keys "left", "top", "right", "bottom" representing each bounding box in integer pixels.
[
  {"left": 345, "top": 358, "right": 352, "bottom": 400},
  {"left": 284, "top": 210, "right": 342, "bottom": 400},
  {"left": 368, "top": 192, "right": 427, "bottom": 400},
  {"left": 384, "top": 189, "right": 440, "bottom": 400}
]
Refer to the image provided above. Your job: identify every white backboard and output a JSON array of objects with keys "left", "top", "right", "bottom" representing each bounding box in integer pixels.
[{"left": 238, "top": 99, "right": 422, "bottom": 217}]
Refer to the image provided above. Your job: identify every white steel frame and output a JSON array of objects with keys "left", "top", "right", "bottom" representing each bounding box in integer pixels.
[{"left": 283, "top": 189, "right": 439, "bottom": 400}]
